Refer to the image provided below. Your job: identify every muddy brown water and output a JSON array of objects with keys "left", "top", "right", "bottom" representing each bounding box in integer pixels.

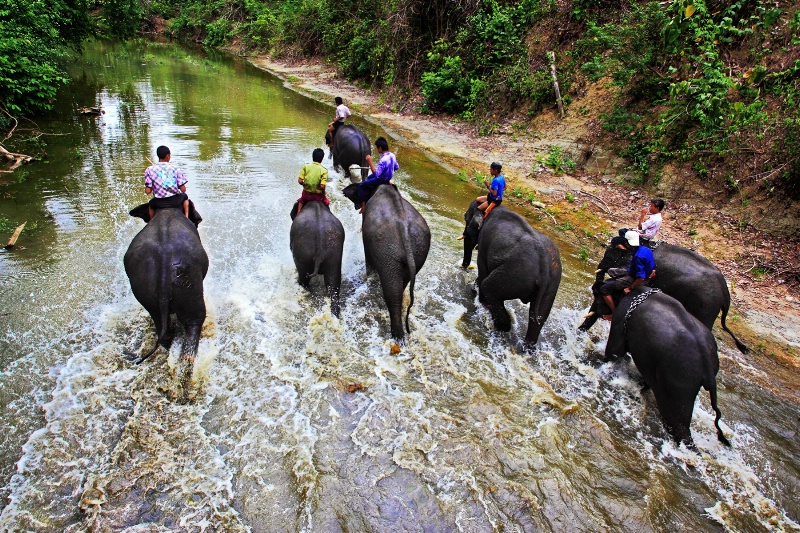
[{"left": 0, "top": 40, "right": 797, "bottom": 532}]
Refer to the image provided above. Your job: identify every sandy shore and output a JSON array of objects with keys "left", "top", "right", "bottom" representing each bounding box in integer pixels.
[{"left": 248, "top": 55, "right": 800, "bottom": 380}]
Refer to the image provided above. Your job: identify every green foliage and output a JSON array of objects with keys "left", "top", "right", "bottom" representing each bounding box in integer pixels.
[
  {"left": 578, "top": 247, "right": 590, "bottom": 260},
  {"left": 204, "top": 18, "right": 232, "bottom": 47},
  {"left": 537, "top": 146, "right": 576, "bottom": 175}
]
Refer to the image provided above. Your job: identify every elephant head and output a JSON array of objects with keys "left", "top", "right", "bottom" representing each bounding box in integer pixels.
[
  {"left": 461, "top": 200, "right": 484, "bottom": 268},
  {"left": 342, "top": 183, "right": 361, "bottom": 210}
]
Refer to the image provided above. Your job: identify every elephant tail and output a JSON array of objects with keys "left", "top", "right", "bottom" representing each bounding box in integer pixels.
[
  {"left": 138, "top": 255, "right": 172, "bottom": 365},
  {"left": 705, "top": 379, "right": 732, "bottom": 447},
  {"left": 719, "top": 282, "right": 749, "bottom": 354}
]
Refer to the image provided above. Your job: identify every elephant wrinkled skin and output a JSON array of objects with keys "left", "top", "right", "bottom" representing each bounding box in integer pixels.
[
  {"left": 606, "top": 287, "right": 731, "bottom": 447},
  {"left": 290, "top": 201, "right": 345, "bottom": 317},
  {"left": 461, "top": 201, "right": 562, "bottom": 348},
  {"left": 124, "top": 207, "right": 209, "bottom": 365},
  {"left": 343, "top": 183, "right": 430, "bottom": 341}
]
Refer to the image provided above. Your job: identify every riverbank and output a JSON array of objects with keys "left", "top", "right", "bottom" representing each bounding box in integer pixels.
[{"left": 248, "top": 54, "right": 800, "bottom": 381}]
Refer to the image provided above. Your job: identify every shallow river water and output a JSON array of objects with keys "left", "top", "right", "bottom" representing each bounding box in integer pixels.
[{"left": 0, "top": 40, "right": 798, "bottom": 532}]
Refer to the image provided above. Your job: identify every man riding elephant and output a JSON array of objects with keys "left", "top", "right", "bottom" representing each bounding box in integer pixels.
[{"left": 598, "top": 230, "right": 655, "bottom": 319}]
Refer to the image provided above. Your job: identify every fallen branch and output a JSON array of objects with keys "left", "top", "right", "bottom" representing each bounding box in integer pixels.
[
  {"left": 536, "top": 206, "right": 557, "bottom": 225},
  {"left": 0, "top": 145, "right": 33, "bottom": 170},
  {"left": 5, "top": 222, "right": 26, "bottom": 249},
  {"left": 576, "top": 190, "right": 615, "bottom": 216}
]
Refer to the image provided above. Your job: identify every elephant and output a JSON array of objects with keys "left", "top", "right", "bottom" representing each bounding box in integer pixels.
[
  {"left": 461, "top": 201, "right": 562, "bottom": 347},
  {"left": 331, "top": 124, "right": 371, "bottom": 182},
  {"left": 342, "top": 183, "right": 430, "bottom": 341},
  {"left": 578, "top": 242, "right": 748, "bottom": 353},
  {"left": 124, "top": 206, "right": 209, "bottom": 365},
  {"left": 605, "top": 287, "right": 731, "bottom": 447},
  {"left": 289, "top": 201, "right": 345, "bottom": 317}
]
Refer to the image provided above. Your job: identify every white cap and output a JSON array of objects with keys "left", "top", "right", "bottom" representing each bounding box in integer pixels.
[{"left": 624, "top": 230, "right": 640, "bottom": 247}]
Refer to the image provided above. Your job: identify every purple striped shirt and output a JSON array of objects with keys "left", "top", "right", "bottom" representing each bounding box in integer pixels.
[{"left": 144, "top": 162, "right": 187, "bottom": 198}]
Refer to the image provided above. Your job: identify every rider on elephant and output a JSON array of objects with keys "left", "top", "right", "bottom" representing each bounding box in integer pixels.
[
  {"left": 326, "top": 96, "right": 351, "bottom": 151},
  {"left": 611, "top": 198, "right": 665, "bottom": 248},
  {"left": 599, "top": 230, "right": 656, "bottom": 319},
  {"left": 144, "top": 145, "right": 190, "bottom": 221},
  {"left": 296, "top": 148, "right": 329, "bottom": 216},
  {"left": 356, "top": 137, "right": 399, "bottom": 213},
  {"left": 457, "top": 162, "right": 505, "bottom": 240},
  {"left": 477, "top": 162, "right": 506, "bottom": 217}
]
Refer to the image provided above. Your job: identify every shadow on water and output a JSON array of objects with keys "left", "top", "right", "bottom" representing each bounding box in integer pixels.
[{"left": 0, "top": 38, "right": 797, "bottom": 531}]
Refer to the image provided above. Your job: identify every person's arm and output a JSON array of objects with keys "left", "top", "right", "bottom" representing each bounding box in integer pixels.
[
  {"left": 365, "top": 154, "right": 376, "bottom": 173},
  {"left": 625, "top": 277, "right": 646, "bottom": 293},
  {"left": 179, "top": 185, "right": 186, "bottom": 193},
  {"left": 320, "top": 169, "right": 328, "bottom": 191},
  {"left": 637, "top": 208, "right": 648, "bottom": 230},
  {"left": 145, "top": 186, "right": 153, "bottom": 194}
]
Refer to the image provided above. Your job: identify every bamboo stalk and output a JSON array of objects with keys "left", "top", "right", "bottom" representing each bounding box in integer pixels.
[
  {"left": 549, "top": 51, "right": 565, "bottom": 119},
  {"left": 5, "top": 222, "right": 26, "bottom": 249}
]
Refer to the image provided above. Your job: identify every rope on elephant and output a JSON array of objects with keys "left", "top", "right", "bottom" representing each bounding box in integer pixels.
[
  {"left": 623, "top": 288, "right": 662, "bottom": 338},
  {"left": 650, "top": 239, "right": 663, "bottom": 250}
]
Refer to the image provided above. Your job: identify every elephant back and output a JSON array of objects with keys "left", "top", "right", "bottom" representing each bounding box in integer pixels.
[{"left": 332, "top": 124, "right": 371, "bottom": 181}]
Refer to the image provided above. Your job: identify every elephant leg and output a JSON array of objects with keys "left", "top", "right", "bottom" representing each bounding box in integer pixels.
[
  {"left": 524, "top": 283, "right": 559, "bottom": 346},
  {"left": 324, "top": 267, "right": 342, "bottom": 318},
  {"left": 478, "top": 270, "right": 512, "bottom": 332},
  {"left": 379, "top": 273, "right": 406, "bottom": 341},
  {"left": 146, "top": 307, "right": 173, "bottom": 349},
  {"left": 296, "top": 264, "right": 313, "bottom": 289},
  {"left": 181, "top": 319, "right": 204, "bottom": 362},
  {"left": 651, "top": 380, "right": 698, "bottom": 446}
]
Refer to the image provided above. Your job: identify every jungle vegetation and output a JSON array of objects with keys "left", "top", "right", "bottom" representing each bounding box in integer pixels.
[{"left": 3, "top": 0, "right": 800, "bottom": 202}]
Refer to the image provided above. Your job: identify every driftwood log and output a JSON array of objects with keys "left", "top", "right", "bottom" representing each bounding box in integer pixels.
[
  {"left": 0, "top": 145, "right": 33, "bottom": 172},
  {"left": 5, "top": 222, "right": 26, "bottom": 249}
]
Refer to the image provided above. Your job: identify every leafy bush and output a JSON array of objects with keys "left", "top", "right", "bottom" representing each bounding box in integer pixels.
[{"left": 204, "top": 19, "right": 232, "bottom": 47}]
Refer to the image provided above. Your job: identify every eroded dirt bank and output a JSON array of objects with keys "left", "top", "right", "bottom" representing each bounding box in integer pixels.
[{"left": 248, "top": 55, "right": 799, "bottom": 391}]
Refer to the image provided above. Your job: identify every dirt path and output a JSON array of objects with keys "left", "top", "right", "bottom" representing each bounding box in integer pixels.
[{"left": 249, "top": 55, "right": 800, "bottom": 379}]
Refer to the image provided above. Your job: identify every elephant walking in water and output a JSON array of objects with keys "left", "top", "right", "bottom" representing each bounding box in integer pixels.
[
  {"left": 606, "top": 287, "right": 731, "bottom": 447},
  {"left": 331, "top": 124, "right": 371, "bottom": 182},
  {"left": 289, "top": 201, "right": 345, "bottom": 317},
  {"left": 343, "top": 183, "right": 430, "bottom": 341},
  {"left": 124, "top": 207, "right": 209, "bottom": 365},
  {"left": 578, "top": 242, "right": 748, "bottom": 353},
  {"left": 461, "top": 201, "right": 562, "bottom": 348}
]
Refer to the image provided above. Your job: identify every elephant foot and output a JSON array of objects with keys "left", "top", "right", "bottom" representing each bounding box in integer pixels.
[{"left": 487, "top": 304, "right": 512, "bottom": 332}]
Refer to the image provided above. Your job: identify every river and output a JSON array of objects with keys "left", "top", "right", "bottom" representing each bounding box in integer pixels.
[{"left": 0, "top": 39, "right": 797, "bottom": 532}]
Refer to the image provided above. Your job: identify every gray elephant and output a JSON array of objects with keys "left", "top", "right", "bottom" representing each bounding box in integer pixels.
[
  {"left": 342, "top": 183, "right": 430, "bottom": 341},
  {"left": 606, "top": 287, "right": 731, "bottom": 447},
  {"left": 331, "top": 124, "right": 371, "bottom": 182},
  {"left": 289, "top": 201, "right": 345, "bottom": 317},
  {"left": 124, "top": 207, "right": 209, "bottom": 365},
  {"left": 578, "top": 242, "right": 748, "bottom": 353},
  {"left": 461, "top": 201, "right": 562, "bottom": 347}
]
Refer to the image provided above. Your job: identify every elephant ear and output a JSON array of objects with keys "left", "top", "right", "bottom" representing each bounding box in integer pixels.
[
  {"left": 129, "top": 203, "right": 150, "bottom": 222},
  {"left": 341, "top": 184, "right": 362, "bottom": 209}
]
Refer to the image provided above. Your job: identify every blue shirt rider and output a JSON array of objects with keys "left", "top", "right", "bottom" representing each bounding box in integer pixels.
[
  {"left": 599, "top": 230, "right": 656, "bottom": 320},
  {"left": 356, "top": 136, "right": 399, "bottom": 213}
]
